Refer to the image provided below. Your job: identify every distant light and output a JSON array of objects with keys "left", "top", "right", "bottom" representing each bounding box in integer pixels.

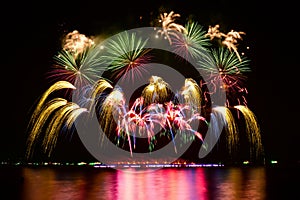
[
  {"left": 246, "top": 46, "right": 250, "bottom": 49},
  {"left": 271, "top": 160, "right": 278, "bottom": 164},
  {"left": 77, "top": 162, "right": 87, "bottom": 166},
  {"left": 243, "top": 160, "right": 249, "bottom": 165}
]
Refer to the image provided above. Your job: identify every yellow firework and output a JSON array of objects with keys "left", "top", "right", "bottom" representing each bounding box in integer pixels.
[
  {"left": 99, "top": 87, "right": 125, "bottom": 136},
  {"left": 205, "top": 24, "right": 246, "bottom": 62},
  {"left": 27, "top": 80, "right": 76, "bottom": 136},
  {"left": 212, "top": 106, "right": 239, "bottom": 154},
  {"left": 181, "top": 78, "right": 202, "bottom": 112},
  {"left": 205, "top": 24, "right": 226, "bottom": 40},
  {"left": 26, "top": 98, "right": 68, "bottom": 158},
  {"left": 156, "top": 11, "right": 187, "bottom": 44},
  {"left": 222, "top": 30, "right": 246, "bottom": 62},
  {"left": 234, "top": 105, "right": 263, "bottom": 159},
  {"left": 26, "top": 81, "right": 87, "bottom": 159},
  {"left": 141, "top": 76, "right": 171, "bottom": 106},
  {"left": 62, "top": 30, "right": 95, "bottom": 59},
  {"left": 42, "top": 102, "right": 87, "bottom": 156},
  {"left": 88, "top": 78, "right": 114, "bottom": 114}
]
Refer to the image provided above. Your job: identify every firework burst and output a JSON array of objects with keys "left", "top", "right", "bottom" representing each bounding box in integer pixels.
[
  {"left": 101, "top": 31, "right": 152, "bottom": 82},
  {"left": 197, "top": 47, "right": 251, "bottom": 106},
  {"left": 172, "top": 21, "right": 211, "bottom": 60},
  {"left": 222, "top": 30, "right": 246, "bottom": 62},
  {"left": 47, "top": 30, "right": 101, "bottom": 98},
  {"left": 205, "top": 25, "right": 245, "bottom": 62},
  {"left": 155, "top": 11, "right": 187, "bottom": 45},
  {"left": 48, "top": 49, "right": 101, "bottom": 86},
  {"left": 62, "top": 30, "right": 95, "bottom": 59},
  {"left": 205, "top": 24, "right": 226, "bottom": 40}
]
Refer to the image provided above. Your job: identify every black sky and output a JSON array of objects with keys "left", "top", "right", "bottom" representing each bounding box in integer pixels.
[{"left": 2, "top": 0, "right": 298, "bottom": 164}]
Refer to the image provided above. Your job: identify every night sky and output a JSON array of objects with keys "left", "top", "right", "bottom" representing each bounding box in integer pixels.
[{"left": 2, "top": 0, "right": 298, "bottom": 165}]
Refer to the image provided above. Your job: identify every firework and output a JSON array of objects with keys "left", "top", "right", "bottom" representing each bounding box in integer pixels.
[
  {"left": 26, "top": 11, "right": 262, "bottom": 162},
  {"left": 42, "top": 102, "right": 87, "bottom": 156},
  {"left": 26, "top": 98, "right": 68, "bottom": 158},
  {"left": 47, "top": 49, "right": 102, "bottom": 89},
  {"left": 163, "top": 101, "right": 206, "bottom": 142},
  {"left": 89, "top": 76, "right": 208, "bottom": 155},
  {"left": 141, "top": 75, "right": 172, "bottom": 106},
  {"left": 101, "top": 31, "right": 152, "bottom": 82},
  {"left": 98, "top": 86, "right": 127, "bottom": 141},
  {"left": 46, "top": 30, "right": 103, "bottom": 98},
  {"left": 62, "top": 30, "right": 95, "bottom": 59},
  {"left": 180, "top": 78, "right": 202, "bottom": 113},
  {"left": 222, "top": 30, "right": 246, "bottom": 61},
  {"left": 197, "top": 47, "right": 251, "bottom": 106},
  {"left": 234, "top": 105, "right": 263, "bottom": 159},
  {"left": 28, "top": 80, "right": 76, "bottom": 129},
  {"left": 88, "top": 78, "right": 114, "bottom": 114},
  {"left": 210, "top": 106, "right": 238, "bottom": 154},
  {"left": 205, "top": 24, "right": 226, "bottom": 40},
  {"left": 156, "top": 11, "right": 187, "bottom": 45},
  {"left": 26, "top": 81, "right": 87, "bottom": 159},
  {"left": 205, "top": 25, "right": 245, "bottom": 62},
  {"left": 172, "top": 21, "right": 211, "bottom": 60}
]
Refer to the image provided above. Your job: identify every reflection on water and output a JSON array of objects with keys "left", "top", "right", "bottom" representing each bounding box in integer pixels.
[{"left": 14, "top": 167, "right": 270, "bottom": 200}]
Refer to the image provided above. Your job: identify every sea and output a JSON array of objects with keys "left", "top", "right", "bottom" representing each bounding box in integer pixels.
[{"left": 1, "top": 164, "right": 299, "bottom": 200}]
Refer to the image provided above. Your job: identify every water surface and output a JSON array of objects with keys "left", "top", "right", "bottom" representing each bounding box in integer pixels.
[{"left": 1, "top": 166, "right": 299, "bottom": 199}]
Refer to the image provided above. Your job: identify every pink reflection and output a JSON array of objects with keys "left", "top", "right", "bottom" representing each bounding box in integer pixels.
[
  {"left": 115, "top": 168, "right": 208, "bottom": 200},
  {"left": 20, "top": 166, "right": 266, "bottom": 200}
]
